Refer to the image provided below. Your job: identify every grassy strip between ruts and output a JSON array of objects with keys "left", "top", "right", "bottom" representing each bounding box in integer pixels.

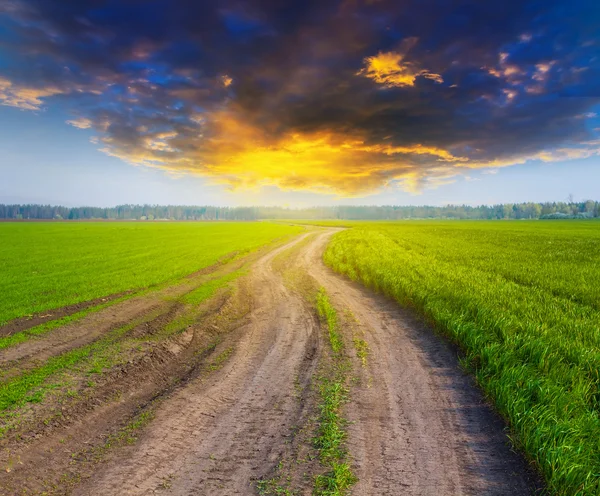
[
  {"left": 0, "top": 268, "right": 247, "bottom": 421},
  {"left": 0, "top": 320, "right": 138, "bottom": 415},
  {"left": 313, "top": 289, "right": 357, "bottom": 495},
  {"left": 0, "top": 292, "right": 136, "bottom": 351}
]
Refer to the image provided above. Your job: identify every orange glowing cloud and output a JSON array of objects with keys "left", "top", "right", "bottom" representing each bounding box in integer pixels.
[
  {"left": 221, "top": 75, "right": 233, "bottom": 87},
  {"left": 85, "top": 96, "right": 600, "bottom": 197},
  {"left": 358, "top": 41, "right": 443, "bottom": 88},
  {"left": 94, "top": 109, "right": 473, "bottom": 196}
]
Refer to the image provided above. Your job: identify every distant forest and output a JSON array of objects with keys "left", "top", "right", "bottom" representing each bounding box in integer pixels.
[{"left": 0, "top": 201, "right": 599, "bottom": 221}]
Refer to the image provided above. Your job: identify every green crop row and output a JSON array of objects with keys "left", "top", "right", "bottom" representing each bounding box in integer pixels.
[
  {"left": 314, "top": 288, "right": 357, "bottom": 495},
  {"left": 0, "top": 222, "right": 301, "bottom": 325}
]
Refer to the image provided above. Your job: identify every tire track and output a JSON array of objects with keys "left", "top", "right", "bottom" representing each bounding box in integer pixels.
[
  {"left": 4, "top": 228, "right": 543, "bottom": 495},
  {"left": 303, "top": 230, "right": 541, "bottom": 496},
  {"left": 74, "top": 232, "right": 321, "bottom": 495}
]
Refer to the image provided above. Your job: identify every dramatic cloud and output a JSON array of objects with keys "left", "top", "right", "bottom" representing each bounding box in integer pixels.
[
  {"left": 0, "top": 0, "right": 598, "bottom": 195},
  {"left": 358, "top": 38, "right": 444, "bottom": 88},
  {"left": 358, "top": 51, "right": 444, "bottom": 88}
]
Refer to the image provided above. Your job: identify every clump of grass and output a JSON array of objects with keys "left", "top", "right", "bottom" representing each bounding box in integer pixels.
[
  {"left": 352, "top": 338, "right": 369, "bottom": 367},
  {"left": 313, "top": 289, "right": 357, "bottom": 495},
  {"left": 104, "top": 410, "right": 155, "bottom": 448},
  {"left": 313, "top": 462, "right": 357, "bottom": 496},
  {"left": 256, "top": 476, "right": 295, "bottom": 496},
  {"left": 207, "top": 347, "right": 234, "bottom": 372},
  {"left": 316, "top": 289, "right": 343, "bottom": 355},
  {"left": 323, "top": 220, "right": 600, "bottom": 494}
]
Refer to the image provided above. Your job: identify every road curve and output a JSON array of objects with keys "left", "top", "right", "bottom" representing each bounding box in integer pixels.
[
  {"left": 74, "top": 228, "right": 540, "bottom": 495},
  {"left": 304, "top": 230, "right": 540, "bottom": 495},
  {"left": 74, "top": 232, "right": 320, "bottom": 495}
]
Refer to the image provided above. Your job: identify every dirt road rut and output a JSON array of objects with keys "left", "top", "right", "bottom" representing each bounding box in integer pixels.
[
  {"left": 74, "top": 233, "right": 321, "bottom": 495},
  {"left": 304, "top": 231, "right": 540, "bottom": 495},
  {"left": 3, "top": 229, "right": 540, "bottom": 495}
]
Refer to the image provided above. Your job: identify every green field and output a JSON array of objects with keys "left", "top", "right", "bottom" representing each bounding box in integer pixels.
[
  {"left": 323, "top": 220, "right": 600, "bottom": 495},
  {"left": 0, "top": 222, "right": 301, "bottom": 325}
]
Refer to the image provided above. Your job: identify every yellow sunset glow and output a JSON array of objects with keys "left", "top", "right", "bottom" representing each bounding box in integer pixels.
[
  {"left": 107, "top": 110, "right": 468, "bottom": 195},
  {"left": 358, "top": 51, "right": 443, "bottom": 87}
]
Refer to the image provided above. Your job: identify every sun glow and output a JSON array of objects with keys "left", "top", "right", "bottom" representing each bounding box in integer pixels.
[{"left": 358, "top": 51, "right": 443, "bottom": 87}]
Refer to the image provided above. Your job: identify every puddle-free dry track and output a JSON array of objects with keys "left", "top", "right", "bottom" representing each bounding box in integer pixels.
[
  {"left": 304, "top": 231, "right": 541, "bottom": 496},
  {"left": 1, "top": 229, "right": 540, "bottom": 495}
]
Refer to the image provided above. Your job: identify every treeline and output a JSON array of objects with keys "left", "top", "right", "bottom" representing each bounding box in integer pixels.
[
  {"left": 0, "top": 204, "right": 259, "bottom": 221},
  {"left": 0, "top": 201, "right": 598, "bottom": 221}
]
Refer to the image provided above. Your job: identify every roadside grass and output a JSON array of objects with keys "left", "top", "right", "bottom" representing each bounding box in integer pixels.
[
  {"left": 352, "top": 338, "right": 369, "bottom": 367},
  {"left": 323, "top": 220, "right": 600, "bottom": 495},
  {"left": 313, "top": 289, "right": 357, "bottom": 496},
  {"left": 0, "top": 222, "right": 302, "bottom": 325}
]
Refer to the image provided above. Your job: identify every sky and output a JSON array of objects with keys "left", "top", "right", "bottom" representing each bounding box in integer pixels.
[{"left": 0, "top": 0, "right": 599, "bottom": 207}]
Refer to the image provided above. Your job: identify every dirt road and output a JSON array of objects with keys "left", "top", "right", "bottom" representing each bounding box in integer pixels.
[
  {"left": 1, "top": 229, "right": 540, "bottom": 495},
  {"left": 304, "top": 231, "right": 540, "bottom": 495},
  {"left": 73, "top": 233, "right": 321, "bottom": 495}
]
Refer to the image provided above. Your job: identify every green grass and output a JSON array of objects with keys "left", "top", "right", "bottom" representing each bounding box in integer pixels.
[
  {"left": 0, "top": 222, "right": 301, "bottom": 325},
  {"left": 322, "top": 220, "right": 600, "bottom": 495},
  {"left": 352, "top": 338, "right": 369, "bottom": 367},
  {"left": 316, "top": 289, "right": 343, "bottom": 354},
  {"left": 104, "top": 410, "right": 156, "bottom": 448},
  {"left": 314, "top": 289, "right": 357, "bottom": 496},
  {"left": 0, "top": 320, "right": 137, "bottom": 413},
  {"left": 206, "top": 347, "right": 235, "bottom": 372},
  {"left": 182, "top": 268, "right": 247, "bottom": 305}
]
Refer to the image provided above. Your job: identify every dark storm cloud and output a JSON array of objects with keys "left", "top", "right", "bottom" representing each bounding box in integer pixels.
[{"left": 1, "top": 0, "right": 599, "bottom": 194}]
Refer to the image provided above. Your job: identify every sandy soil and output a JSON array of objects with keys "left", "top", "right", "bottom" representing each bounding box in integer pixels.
[
  {"left": 0, "top": 229, "right": 541, "bottom": 495},
  {"left": 73, "top": 233, "right": 321, "bottom": 495}
]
